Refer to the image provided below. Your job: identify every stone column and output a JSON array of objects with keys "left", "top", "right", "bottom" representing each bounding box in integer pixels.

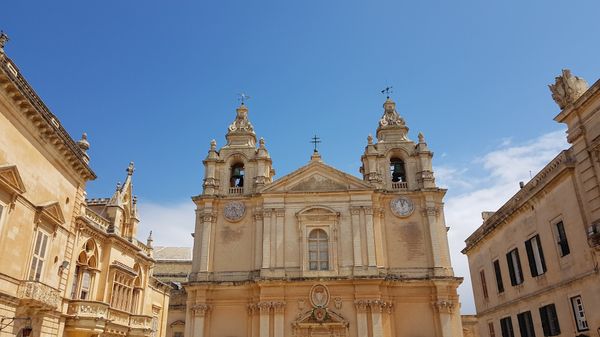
[
  {"left": 273, "top": 301, "right": 286, "bottom": 337},
  {"left": 350, "top": 207, "right": 363, "bottom": 268},
  {"left": 275, "top": 209, "right": 285, "bottom": 268},
  {"left": 370, "top": 301, "right": 385, "bottom": 337},
  {"left": 261, "top": 210, "right": 272, "bottom": 270},
  {"left": 433, "top": 300, "right": 455, "bottom": 337},
  {"left": 199, "top": 213, "right": 215, "bottom": 273},
  {"left": 192, "top": 304, "right": 211, "bottom": 337},
  {"left": 247, "top": 304, "right": 258, "bottom": 337},
  {"left": 364, "top": 207, "right": 377, "bottom": 267},
  {"left": 423, "top": 203, "right": 450, "bottom": 276},
  {"left": 354, "top": 300, "right": 369, "bottom": 337},
  {"left": 258, "top": 302, "right": 271, "bottom": 337}
]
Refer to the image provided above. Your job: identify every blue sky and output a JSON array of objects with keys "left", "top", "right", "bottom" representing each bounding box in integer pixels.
[{"left": 2, "top": 0, "right": 599, "bottom": 314}]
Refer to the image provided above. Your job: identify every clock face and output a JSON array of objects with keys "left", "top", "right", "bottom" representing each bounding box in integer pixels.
[
  {"left": 224, "top": 201, "right": 245, "bottom": 221},
  {"left": 390, "top": 197, "right": 414, "bottom": 217}
]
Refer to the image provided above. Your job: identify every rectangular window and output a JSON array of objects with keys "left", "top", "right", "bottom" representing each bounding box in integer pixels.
[
  {"left": 493, "top": 260, "right": 504, "bottom": 293},
  {"left": 517, "top": 311, "right": 536, "bottom": 337},
  {"left": 80, "top": 270, "right": 91, "bottom": 299},
  {"left": 480, "top": 269, "right": 489, "bottom": 299},
  {"left": 525, "top": 235, "right": 547, "bottom": 277},
  {"left": 570, "top": 296, "right": 588, "bottom": 332},
  {"left": 488, "top": 322, "right": 496, "bottom": 337},
  {"left": 506, "top": 248, "right": 524, "bottom": 286},
  {"left": 539, "top": 303, "right": 561, "bottom": 336},
  {"left": 29, "top": 230, "right": 49, "bottom": 281},
  {"left": 555, "top": 221, "right": 570, "bottom": 257},
  {"left": 500, "top": 316, "right": 515, "bottom": 337}
]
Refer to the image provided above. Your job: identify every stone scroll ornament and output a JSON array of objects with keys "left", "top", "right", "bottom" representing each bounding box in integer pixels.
[
  {"left": 224, "top": 201, "right": 245, "bottom": 221},
  {"left": 549, "top": 69, "right": 589, "bottom": 109}
]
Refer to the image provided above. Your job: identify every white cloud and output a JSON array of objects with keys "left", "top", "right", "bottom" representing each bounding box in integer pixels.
[
  {"left": 441, "top": 129, "right": 568, "bottom": 314},
  {"left": 137, "top": 201, "right": 196, "bottom": 248}
]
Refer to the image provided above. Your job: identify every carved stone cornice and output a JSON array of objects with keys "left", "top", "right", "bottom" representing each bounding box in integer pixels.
[
  {"left": 192, "top": 303, "right": 211, "bottom": 317},
  {"left": 354, "top": 299, "right": 393, "bottom": 314},
  {"left": 432, "top": 300, "right": 455, "bottom": 314}
]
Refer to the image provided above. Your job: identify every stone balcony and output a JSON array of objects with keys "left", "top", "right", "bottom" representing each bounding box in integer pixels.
[
  {"left": 228, "top": 186, "right": 244, "bottom": 195},
  {"left": 391, "top": 181, "right": 408, "bottom": 190},
  {"left": 66, "top": 300, "right": 153, "bottom": 337},
  {"left": 17, "top": 281, "right": 61, "bottom": 310}
]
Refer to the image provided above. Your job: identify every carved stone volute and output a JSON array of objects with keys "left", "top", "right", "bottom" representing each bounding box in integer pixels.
[{"left": 549, "top": 69, "right": 589, "bottom": 109}]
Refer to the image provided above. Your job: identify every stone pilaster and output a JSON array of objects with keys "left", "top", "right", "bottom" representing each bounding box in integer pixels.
[
  {"left": 192, "top": 304, "right": 211, "bottom": 337},
  {"left": 199, "top": 211, "right": 216, "bottom": 273},
  {"left": 432, "top": 300, "right": 455, "bottom": 337},
  {"left": 354, "top": 300, "right": 369, "bottom": 337},
  {"left": 261, "top": 210, "right": 272, "bottom": 270},
  {"left": 272, "top": 301, "right": 285, "bottom": 337},
  {"left": 275, "top": 209, "right": 285, "bottom": 268},
  {"left": 257, "top": 301, "right": 271, "bottom": 337},
  {"left": 364, "top": 207, "right": 377, "bottom": 267},
  {"left": 350, "top": 207, "right": 363, "bottom": 268}
]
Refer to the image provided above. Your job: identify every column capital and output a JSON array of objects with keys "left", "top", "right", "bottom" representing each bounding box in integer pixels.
[
  {"left": 257, "top": 301, "right": 272, "bottom": 314},
  {"left": 354, "top": 299, "right": 369, "bottom": 312},
  {"left": 272, "top": 301, "right": 286, "bottom": 313},
  {"left": 432, "top": 300, "right": 455, "bottom": 314},
  {"left": 275, "top": 209, "right": 285, "bottom": 217},
  {"left": 350, "top": 206, "right": 362, "bottom": 215},
  {"left": 363, "top": 207, "right": 373, "bottom": 215},
  {"left": 192, "top": 303, "right": 211, "bottom": 317}
]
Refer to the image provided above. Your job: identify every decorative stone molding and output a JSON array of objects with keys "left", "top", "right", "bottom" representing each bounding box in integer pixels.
[
  {"left": 247, "top": 304, "right": 258, "bottom": 315},
  {"left": 192, "top": 304, "right": 211, "bottom": 317},
  {"left": 272, "top": 301, "right": 286, "bottom": 313},
  {"left": 334, "top": 297, "right": 342, "bottom": 310},
  {"left": 350, "top": 207, "right": 361, "bottom": 215},
  {"left": 275, "top": 209, "right": 285, "bottom": 217},
  {"left": 421, "top": 206, "right": 439, "bottom": 217},
  {"left": 17, "top": 280, "right": 61, "bottom": 310},
  {"left": 354, "top": 300, "right": 369, "bottom": 312},
  {"left": 363, "top": 207, "right": 373, "bottom": 215},
  {"left": 257, "top": 301, "right": 272, "bottom": 314},
  {"left": 432, "top": 300, "right": 455, "bottom": 314},
  {"left": 263, "top": 210, "right": 272, "bottom": 218},
  {"left": 254, "top": 211, "right": 264, "bottom": 221},
  {"left": 549, "top": 69, "right": 589, "bottom": 109}
]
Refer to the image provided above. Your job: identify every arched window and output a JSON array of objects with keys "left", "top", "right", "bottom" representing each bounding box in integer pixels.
[
  {"left": 132, "top": 264, "right": 143, "bottom": 314},
  {"left": 71, "top": 239, "right": 98, "bottom": 300},
  {"left": 390, "top": 157, "right": 406, "bottom": 182},
  {"left": 230, "top": 163, "right": 245, "bottom": 187},
  {"left": 308, "top": 229, "right": 329, "bottom": 271}
]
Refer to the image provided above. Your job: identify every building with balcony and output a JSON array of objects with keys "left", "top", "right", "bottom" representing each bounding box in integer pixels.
[
  {"left": 0, "top": 34, "right": 169, "bottom": 337},
  {"left": 463, "top": 70, "right": 600, "bottom": 337}
]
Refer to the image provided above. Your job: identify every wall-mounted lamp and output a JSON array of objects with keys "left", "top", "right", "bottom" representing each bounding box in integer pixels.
[{"left": 58, "top": 261, "right": 69, "bottom": 274}]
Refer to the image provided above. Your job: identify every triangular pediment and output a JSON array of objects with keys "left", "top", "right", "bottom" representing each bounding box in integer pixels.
[
  {"left": 261, "top": 160, "right": 373, "bottom": 193},
  {"left": 36, "top": 201, "right": 65, "bottom": 227},
  {"left": 0, "top": 164, "right": 26, "bottom": 195}
]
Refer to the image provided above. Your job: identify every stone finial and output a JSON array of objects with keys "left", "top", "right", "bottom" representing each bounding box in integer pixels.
[
  {"left": 418, "top": 132, "right": 425, "bottom": 143},
  {"left": 77, "top": 133, "right": 90, "bottom": 163},
  {"left": 228, "top": 104, "right": 255, "bottom": 133},
  {"left": 259, "top": 137, "right": 265, "bottom": 148},
  {"left": 133, "top": 195, "right": 138, "bottom": 205},
  {"left": 549, "top": 69, "right": 589, "bottom": 109},
  {"left": 0, "top": 31, "right": 9, "bottom": 53},
  {"left": 147, "top": 230, "right": 153, "bottom": 248},
  {"left": 367, "top": 134, "right": 373, "bottom": 145},
  {"left": 126, "top": 162, "right": 135, "bottom": 176},
  {"left": 116, "top": 182, "right": 121, "bottom": 191},
  {"left": 210, "top": 139, "right": 217, "bottom": 150}
]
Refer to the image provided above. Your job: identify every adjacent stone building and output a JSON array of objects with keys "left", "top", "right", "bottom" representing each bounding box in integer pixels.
[
  {"left": 463, "top": 70, "right": 600, "bottom": 337},
  {"left": 0, "top": 34, "right": 169, "bottom": 337},
  {"left": 185, "top": 96, "right": 464, "bottom": 337}
]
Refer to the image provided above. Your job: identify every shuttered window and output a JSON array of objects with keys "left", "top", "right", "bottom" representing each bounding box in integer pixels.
[
  {"left": 480, "top": 269, "right": 489, "bottom": 299},
  {"left": 539, "top": 303, "right": 560, "bottom": 336},
  {"left": 555, "top": 221, "right": 570, "bottom": 257},
  {"left": 570, "top": 296, "right": 588, "bottom": 332},
  {"left": 29, "top": 230, "right": 49, "bottom": 281},
  {"left": 525, "top": 235, "right": 547, "bottom": 277},
  {"left": 517, "top": 311, "right": 536, "bottom": 337},
  {"left": 506, "top": 248, "right": 523, "bottom": 286},
  {"left": 488, "top": 322, "right": 496, "bottom": 337},
  {"left": 493, "top": 260, "right": 504, "bottom": 293},
  {"left": 500, "top": 316, "right": 515, "bottom": 337}
]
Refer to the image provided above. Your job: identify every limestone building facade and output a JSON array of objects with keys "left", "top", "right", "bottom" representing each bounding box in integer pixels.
[
  {"left": 185, "top": 97, "right": 464, "bottom": 337},
  {"left": 463, "top": 70, "right": 600, "bottom": 337},
  {"left": 0, "top": 35, "right": 169, "bottom": 337}
]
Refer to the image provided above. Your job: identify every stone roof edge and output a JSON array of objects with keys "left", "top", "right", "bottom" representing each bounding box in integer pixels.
[
  {"left": 554, "top": 77, "right": 600, "bottom": 123},
  {"left": 462, "top": 149, "right": 575, "bottom": 254},
  {"left": 0, "top": 54, "right": 96, "bottom": 180}
]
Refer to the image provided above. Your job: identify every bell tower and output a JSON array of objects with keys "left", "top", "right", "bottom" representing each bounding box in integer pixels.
[
  {"left": 202, "top": 103, "right": 275, "bottom": 196},
  {"left": 360, "top": 97, "right": 436, "bottom": 191}
]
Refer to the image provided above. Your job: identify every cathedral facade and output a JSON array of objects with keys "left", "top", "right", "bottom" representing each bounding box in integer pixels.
[{"left": 185, "top": 98, "right": 463, "bottom": 337}]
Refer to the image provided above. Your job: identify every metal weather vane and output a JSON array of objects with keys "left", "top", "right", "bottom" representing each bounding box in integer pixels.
[
  {"left": 238, "top": 92, "right": 251, "bottom": 105},
  {"left": 381, "top": 86, "right": 393, "bottom": 98}
]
